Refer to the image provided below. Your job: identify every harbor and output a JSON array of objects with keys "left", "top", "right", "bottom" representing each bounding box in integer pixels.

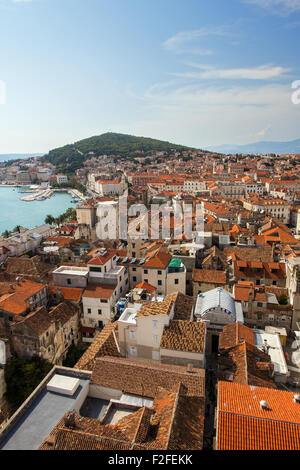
[
  {"left": 18, "top": 186, "right": 86, "bottom": 203},
  {"left": 0, "top": 187, "right": 75, "bottom": 234}
]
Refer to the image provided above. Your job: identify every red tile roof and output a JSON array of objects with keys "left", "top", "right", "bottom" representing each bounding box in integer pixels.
[{"left": 217, "top": 381, "right": 300, "bottom": 450}]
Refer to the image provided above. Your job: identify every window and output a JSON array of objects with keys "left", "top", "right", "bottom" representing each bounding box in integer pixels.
[
  {"left": 98, "top": 309, "right": 102, "bottom": 315},
  {"left": 98, "top": 321, "right": 104, "bottom": 329},
  {"left": 129, "top": 330, "right": 135, "bottom": 340},
  {"left": 152, "top": 351, "right": 159, "bottom": 361},
  {"left": 67, "top": 278, "right": 71, "bottom": 285},
  {"left": 130, "top": 346, "right": 137, "bottom": 357},
  {"left": 144, "top": 269, "right": 148, "bottom": 274},
  {"left": 87, "top": 308, "right": 91, "bottom": 314},
  {"left": 158, "top": 280, "right": 162, "bottom": 286},
  {"left": 152, "top": 334, "right": 158, "bottom": 344},
  {"left": 133, "top": 276, "right": 137, "bottom": 282},
  {"left": 257, "top": 302, "right": 263, "bottom": 307},
  {"left": 153, "top": 320, "right": 157, "bottom": 328},
  {"left": 144, "top": 279, "right": 148, "bottom": 284},
  {"left": 175, "top": 279, "right": 179, "bottom": 285},
  {"left": 90, "top": 267, "right": 102, "bottom": 272},
  {"left": 100, "top": 299, "right": 108, "bottom": 303},
  {"left": 158, "top": 270, "right": 162, "bottom": 275},
  {"left": 132, "top": 268, "right": 136, "bottom": 272}
]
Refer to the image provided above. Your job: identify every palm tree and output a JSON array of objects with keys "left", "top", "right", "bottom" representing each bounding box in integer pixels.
[{"left": 45, "top": 214, "right": 55, "bottom": 226}]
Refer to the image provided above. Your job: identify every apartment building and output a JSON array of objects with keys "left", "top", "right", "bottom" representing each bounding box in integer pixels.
[
  {"left": 233, "top": 282, "right": 292, "bottom": 332},
  {"left": 118, "top": 292, "right": 206, "bottom": 368},
  {"left": 10, "top": 302, "right": 80, "bottom": 365},
  {"left": 94, "top": 179, "right": 126, "bottom": 196},
  {"left": 242, "top": 195, "right": 290, "bottom": 224},
  {"left": 233, "top": 260, "right": 286, "bottom": 288},
  {"left": 140, "top": 251, "right": 186, "bottom": 296},
  {"left": 81, "top": 249, "right": 129, "bottom": 331},
  {"left": 0, "top": 279, "right": 48, "bottom": 337}
]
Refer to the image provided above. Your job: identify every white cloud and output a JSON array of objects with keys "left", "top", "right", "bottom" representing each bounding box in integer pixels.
[
  {"left": 245, "top": 0, "right": 300, "bottom": 14},
  {"left": 257, "top": 124, "right": 272, "bottom": 136},
  {"left": 163, "top": 27, "right": 229, "bottom": 55},
  {"left": 125, "top": 81, "right": 300, "bottom": 148},
  {"left": 173, "top": 64, "right": 289, "bottom": 80}
]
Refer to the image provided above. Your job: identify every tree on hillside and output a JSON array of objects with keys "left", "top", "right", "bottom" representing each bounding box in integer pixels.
[{"left": 1, "top": 230, "right": 11, "bottom": 238}]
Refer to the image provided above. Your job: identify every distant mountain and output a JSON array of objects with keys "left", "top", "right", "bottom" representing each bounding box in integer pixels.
[
  {"left": 43, "top": 132, "right": 200, "bottom": 172},
  {"left": 0, "top": 153, "right": 41, "bottom": 163},
  {"left": 205, "top": 138, "right": 300, "bottom": 155}
]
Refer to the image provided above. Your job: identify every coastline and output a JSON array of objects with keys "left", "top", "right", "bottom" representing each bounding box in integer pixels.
[{"left": 0, "top": 188, "right": 75, "bottom": 234}]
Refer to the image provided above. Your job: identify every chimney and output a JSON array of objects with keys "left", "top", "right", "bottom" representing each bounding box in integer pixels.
[
  {"left": 293, "top": 394, "right": 300, "bottom": 403},
  {"left": 64, "top": 411, "right": 76, "bottom": 429},
  {"left": 260, "top": 400, "right": 268, "bottom": 410}
]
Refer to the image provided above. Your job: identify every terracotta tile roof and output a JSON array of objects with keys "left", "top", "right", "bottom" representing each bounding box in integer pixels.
[
  {"left": 11, "top": 306, "right": 53, "bottom": 336},
  {"left": 192, "top": 269, "right": 226, "bottom": 284},
  {"left": 134, "top": 281, "right": 156, "bottom": 293},
  {"left": 50, "top": 286, "right": 83, "bottom": 302},
  {"left": 0, "top": 279, "right": 46, "bottom": 315},
  {"left": 223, "top": 246, "right": 273, "bottom": 262},
  {"left": 218, "top": 341, "right": 276, "bottom": 389},
  {"left": 160, "top": 320, "right": 206, "bottom": 353},
  {"left": 48, "top": 301, "right": 79, "bottom": 326},
  {"left": 172, "top": 292, "right": 194, "bottom": 321},
  {"left": 219, "top": 322, "right": 255, "bottom": 351},
  {"left": 40, "top": 384, "right": 205, "bottom": 450},
  {"left": 90, "top": 356, "right": 205, "bottom": 398},
  {"left": 5, "top": 256, "right": 53, "bottom": 280},
  {"left": 87, "top": 251, "right": 115, "bottom": 266},
  {"left": 135, "top": 294, "right": 175, "bottom": 318},
  {"left": 74, "top": 323, "right": 121, "bottom": 371},
  {"left": 143, "top": 251, "right": 172, "bottom": 269},
  {"left": 46, "top": 237, "right": 73, "bottom": 247},
  {"left": 82, "top": 284, "right": 115, "bottom": 300},
  {"left": 233, "top": 260, "right": 286, "bottom": 280},
  {"left": 217, "top": 381, "right": 300, "bottom": 450}
]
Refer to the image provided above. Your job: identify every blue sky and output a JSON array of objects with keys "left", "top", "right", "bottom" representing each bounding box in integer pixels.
[{"left": 0, "top": 0, "right": 300, "bottom": 153}]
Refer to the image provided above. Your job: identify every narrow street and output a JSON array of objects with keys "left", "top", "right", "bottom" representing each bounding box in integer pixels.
[{"left": 203, "top": 354, "right": 218, "bottom": 449}]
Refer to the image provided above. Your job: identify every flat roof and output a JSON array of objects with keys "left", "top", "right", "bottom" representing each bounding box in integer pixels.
[
  {"left": 254, "top": 330, "right": 288, "bottom": 376},
  {"left": 0, "top": 370, "right": 90, "bottom": 450},
  {"left": 119, "top": 305, "right": 143, "bottom": 324},
  {"left": 53, "top": 266, "right": 89, "bottom": 276}
]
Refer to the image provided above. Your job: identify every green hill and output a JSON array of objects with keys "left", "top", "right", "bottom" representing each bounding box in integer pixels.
[{"left": 42, "top": 132, "right": 200, "bottom": 173}]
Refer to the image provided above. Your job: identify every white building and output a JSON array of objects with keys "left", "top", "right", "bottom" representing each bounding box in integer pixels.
[
  {"left": 94, "top": 179, "right": 126, "bottom": 197},
  {"left": 194, "top": 287, "right": 244, "bottom": 353},
  {"left": 56, "top": 174, "right": 68, "bottom": 184},
  {"left": 254, "top": 329, "right": 290, "bottom": 383}
]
